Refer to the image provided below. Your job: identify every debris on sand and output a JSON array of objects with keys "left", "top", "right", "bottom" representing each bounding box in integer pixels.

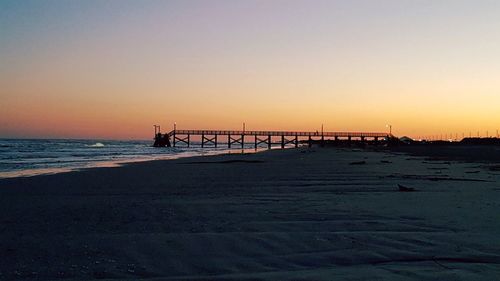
[
  {"left": 398, "top": 184, "right": 416, "bottom": 192},
  {"left": 349, "top": 161, "right": 366, "bottom": 165}
]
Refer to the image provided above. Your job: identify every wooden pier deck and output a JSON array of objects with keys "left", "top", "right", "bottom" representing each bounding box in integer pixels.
[{"left": 154, "top": 129, "right": 391, "bottom": 148}]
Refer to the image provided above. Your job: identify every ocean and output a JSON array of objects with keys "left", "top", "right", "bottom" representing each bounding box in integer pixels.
[{"left": 0, "top": 139, "right": 258, "bottom": 178}]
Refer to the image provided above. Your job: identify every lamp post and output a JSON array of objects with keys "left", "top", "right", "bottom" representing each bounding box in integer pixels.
[
  {"left": 386, "top": 124, "right": 392, "bottom": 135},
  {"left": 174, "top": 122, "right": 177, "bottom": 132}
]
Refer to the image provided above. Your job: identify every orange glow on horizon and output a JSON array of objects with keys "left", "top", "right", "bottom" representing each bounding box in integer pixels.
[{"left": 1, "top": 1, "right": 499, "bottom": 140}]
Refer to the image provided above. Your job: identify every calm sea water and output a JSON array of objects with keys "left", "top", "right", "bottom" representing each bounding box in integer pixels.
[{"left": 0, "top": 139, "right": 257, "bottom": 178}]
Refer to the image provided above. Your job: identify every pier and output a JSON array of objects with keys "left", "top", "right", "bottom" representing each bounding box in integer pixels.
[{"left": 154, "top": 129, "right": 391, "bottom": 148}]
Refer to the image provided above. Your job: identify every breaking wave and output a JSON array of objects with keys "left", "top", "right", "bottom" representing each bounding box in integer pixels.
[{"left": 88, "top": 142, "right": 105, "bottom": 148}]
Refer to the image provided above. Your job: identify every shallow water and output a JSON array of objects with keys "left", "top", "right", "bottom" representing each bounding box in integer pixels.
[{"left": 0, "top": 139, "right": 264, "bottom": 178}]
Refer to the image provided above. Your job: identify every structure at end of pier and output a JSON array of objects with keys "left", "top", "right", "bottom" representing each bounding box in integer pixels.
[{"left": 153, "top": 125, "right": 171, "bottom": 147}]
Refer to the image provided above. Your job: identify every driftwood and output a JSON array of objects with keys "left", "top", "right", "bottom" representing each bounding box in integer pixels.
[{"left": 398, "top": 184, "right": 416, "bottom": 192}]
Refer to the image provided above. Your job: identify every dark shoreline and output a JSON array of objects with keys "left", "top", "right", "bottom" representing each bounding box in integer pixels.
[
  {"left": 1, "top": 143, "right": 499, "bottom": 184},
  {"left": 310, "top": 139, "right": 500, "bottom": 164},
  {"left": 382, "top": 144, "right": 500, "bottom": 163}
]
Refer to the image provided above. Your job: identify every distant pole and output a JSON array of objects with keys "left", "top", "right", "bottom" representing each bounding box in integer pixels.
[
  {"left": 321, "top": 124, "right": 324, "bottom": 145},
  {"left": 243, "top": 122, "right": 246, "bottom": 134},
  {"left": 497, "top": 129, "right": 499, "bottom": 138},
  {"left": 386, "top": 124, "right": 392, "bottom": 135},
  {"left": 172, "top": 123, "right": 177, "bottom": 147}
]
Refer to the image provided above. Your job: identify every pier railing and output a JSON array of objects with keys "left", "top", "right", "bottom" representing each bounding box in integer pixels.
[{"left": 168, "top": 130, "right": 388, "bottom": 138}]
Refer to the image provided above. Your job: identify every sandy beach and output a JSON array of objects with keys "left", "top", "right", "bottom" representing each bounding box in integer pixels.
[{"left": 1, "top": 147, "right": 499, "bottom": 280}]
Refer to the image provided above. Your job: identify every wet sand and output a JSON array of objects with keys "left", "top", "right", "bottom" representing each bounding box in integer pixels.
[{"left": 0, "top": 147, "right": 499, "bottom": 280}]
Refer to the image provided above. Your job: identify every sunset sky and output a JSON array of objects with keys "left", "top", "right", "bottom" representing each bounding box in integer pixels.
[{"left": 1, "top": 0, "right": 500, "bottom": 140}]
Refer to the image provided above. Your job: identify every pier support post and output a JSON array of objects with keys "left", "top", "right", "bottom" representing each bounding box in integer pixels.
[
  {"left": 308, "top": 136, "right": 312, "bottom": 148},
  {"left": 254, "top": 135, "right": 258, "bottom": 149},
  {"left": 268, "top": 135, "right": 271, "bottom": 149},
  {"left": 187, "top": 134, "right": 190, "bottom": 147},
  {"left": 173, "top": 132, "right": 176, "bottom": 147},
  {"left": 241, "top": 134, "right": 244, "bottom": 149},
  {"left": 281, "top": 135, "right": 285, "bottom": 149},
  {"left": 228, "top": 134, "right": 231, "bottom": 148},
  {"left": 295, "top": 135, "right": 298, "bottom": 148},
  {"left": 201, "top": 134, "right": 218, "bottom": 148}
]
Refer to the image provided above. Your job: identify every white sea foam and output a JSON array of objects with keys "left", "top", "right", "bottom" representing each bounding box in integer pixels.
[{"left": 89, "top": 142, "right": 105, "bottom": 147}]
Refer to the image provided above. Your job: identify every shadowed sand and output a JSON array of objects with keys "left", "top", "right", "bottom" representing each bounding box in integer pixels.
[{"left": 0, "top": 147, "right": 499, "bottom": 280}]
